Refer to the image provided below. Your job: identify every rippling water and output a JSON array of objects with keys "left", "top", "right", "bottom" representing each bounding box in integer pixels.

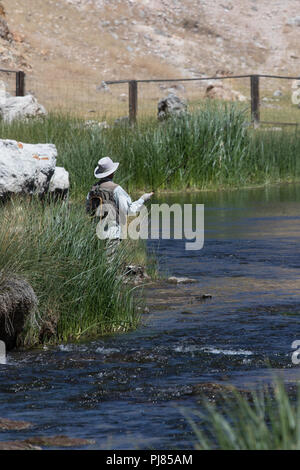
[{"left": 0, "top": 184, "right": 300, "bottom": 449}]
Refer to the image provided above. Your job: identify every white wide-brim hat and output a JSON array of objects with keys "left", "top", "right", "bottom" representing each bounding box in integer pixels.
[{"left": 94, "top": 156, "right": 119, "bottom": 179}]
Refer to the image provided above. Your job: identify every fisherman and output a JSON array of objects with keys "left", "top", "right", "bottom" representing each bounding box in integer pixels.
[{"left": 86, "top": 156, "right": 153, "bottom": 248}]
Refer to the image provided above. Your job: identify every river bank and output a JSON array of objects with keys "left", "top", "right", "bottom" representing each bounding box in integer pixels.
[{"left": 0, "top": 198, "right": 152, "bottom": 349}]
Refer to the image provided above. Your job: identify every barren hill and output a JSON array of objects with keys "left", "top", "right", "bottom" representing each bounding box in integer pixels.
[{"left": 1, "top": 0, "right": 300, "bottom": 117}]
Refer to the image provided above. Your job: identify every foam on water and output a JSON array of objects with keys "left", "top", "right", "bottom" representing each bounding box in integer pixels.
[
  {"left": 95, "top": 346, "right": 120, "bottom": 354},
  {"left": 203, "top": 347, "right": 253, "bottom": 356}
]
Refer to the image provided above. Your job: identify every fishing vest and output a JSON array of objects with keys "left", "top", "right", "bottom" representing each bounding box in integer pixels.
[{"left": 86, "top": 180, "right": 119, "bottom": 223}]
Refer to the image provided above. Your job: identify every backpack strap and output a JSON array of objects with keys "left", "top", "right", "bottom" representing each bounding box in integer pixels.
[{"left": 99, "top": 181, "right": 119, "bottom": 191}]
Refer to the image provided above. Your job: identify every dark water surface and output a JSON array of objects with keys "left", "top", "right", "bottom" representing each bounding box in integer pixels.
[{"left": 1, "top": 184, "right": 300, "bottom": 449}]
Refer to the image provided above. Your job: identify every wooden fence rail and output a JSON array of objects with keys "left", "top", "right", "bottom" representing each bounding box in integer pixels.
[
  {"left": 0, "top": 70, "right": 298, "bottom": 126},
  {"left": 107, "top": 74, "right": 299, "bottom": 125}
]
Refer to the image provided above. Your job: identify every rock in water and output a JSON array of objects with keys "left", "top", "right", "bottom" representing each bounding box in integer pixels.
[
  {"left": 158, "top": 93, "right": 187, "bottom": 120},
  {"left": 0, "top": 94, "right": 47, "bottom": 123},
  {"left": 167, "top": 276, "right": 197, "bottom": 284},
  {"left": 0, "top": 139, "right": 69, "bottom": 200},
  {"left": 0, "top": 417, "right": 32, "bottom": 431},
  {"left": 23, "top": 435, "right": 95, "bottom": 448},
  {"left": 0, "top": 276, "right": 38, "bottom": 350},
  {"left": 0, "top": 441, "right": 41, "bottom": 450}
]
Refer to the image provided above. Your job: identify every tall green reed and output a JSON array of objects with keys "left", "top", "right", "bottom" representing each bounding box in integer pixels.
[
  {"left": 0, "top": 198, "right": 140, "bottom": 346},
  {"left": 187, "top": 381, "right": 300, "bottom": 450},
  {"left": 1, "top": 105, "right": 299, "bottom": 198}
]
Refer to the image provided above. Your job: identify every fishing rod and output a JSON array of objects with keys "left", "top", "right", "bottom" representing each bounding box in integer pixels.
[{"left": 152, "top": 153, "right": 186, "bottom": 192}]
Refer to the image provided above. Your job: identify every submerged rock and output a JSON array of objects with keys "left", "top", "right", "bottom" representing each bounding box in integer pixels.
[
  {"left": 0, "top": 440, "right": 41, "bottom": 450},
  {"left": 0, "top": 276, "right": 38, "bottom": 350},
  {"left": 191, "top": 382, "right": 252, "bottom": 402},
  {"left": 194, "top": 293, "right": 213, "bottom": 300},
  {"left": 0, "top": 417, "right": 32, "bottom": 431},
  {"left": 23, "top": 435, "right": 95, "bottom": 448},
  {"left": 167, "top": 276, "right": 197, "bottom": 284}
]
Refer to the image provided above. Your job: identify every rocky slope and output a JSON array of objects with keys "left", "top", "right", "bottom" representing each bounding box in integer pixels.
[
  {"left": 3, "top": 0, "right": 300, "bottom": 79},
  {"left": 0, "top": 3, "right": 30, "bottom": 71},
  {"left": 1, "top": 0, "right": 299, "bottom": 113}
]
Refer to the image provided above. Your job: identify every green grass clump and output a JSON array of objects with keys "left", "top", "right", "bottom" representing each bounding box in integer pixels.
[
  {"left": 1, "top": 104, "right": 300, "bottom": 198},
  {"left": 189, "top": 381, "right": 300, "bottom": 450},
  {"left": 0, "top": 198, "right": 140, "bottom": 346}
]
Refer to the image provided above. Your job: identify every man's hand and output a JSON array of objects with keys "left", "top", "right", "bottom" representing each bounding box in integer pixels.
[{"left": 142, "top": 192, "right": 154, "bottom": 202}]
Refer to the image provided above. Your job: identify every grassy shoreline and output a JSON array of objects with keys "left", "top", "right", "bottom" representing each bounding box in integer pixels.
[
  {"left": 0, "top": 198, "right": 150, "bottom": 348},
  {"left": 0, "top": 104, "right": 299, "bottom": 199}
]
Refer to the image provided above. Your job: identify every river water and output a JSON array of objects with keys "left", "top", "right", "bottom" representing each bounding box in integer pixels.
[{"left": 0, "top": 184, "right": 300, "bottom": 449}]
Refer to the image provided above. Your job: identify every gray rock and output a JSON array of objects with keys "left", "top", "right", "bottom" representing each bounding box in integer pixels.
[
  {"left": 0, "top": 417, "right": 32, "bottom": 431},
  {"left": 287, "top": 16, "right": 300, "bottom": 27},
  {"left": 158, "top": 93, "right": 187, "bottom": 120},
  {"left": 49, "top": 167, "right": 69, "bottom": 199},
  {"left": 0, "top": 94, "right": 47, "bottom": 123},
  {"left": 273, "top": 90, "right": 282, "bottom": 97},
  {"left": 0, "top": 139, "right": 69, "bottom": 200},
  {"left": 0, "top": 17, "right": 10, "bottom": 41},
  {"left": 0, "top": 276, "right": 38, "bottom": 350},
  {"left": 167, "top": 276, "right": 197, "bottom": 284},
  {"left": 0, "top": 139, "right": 58, "bottom": 200},
  {"left": 96, "top": 81, "right": 110, "bottom": 93},
  {"left": 114, "top": 116, "right": 129, "bottom": 127}
]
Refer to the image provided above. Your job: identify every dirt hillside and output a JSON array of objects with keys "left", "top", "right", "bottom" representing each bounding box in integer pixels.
[{"left": 1, "top": 0, "right": 299, "bottom": 117}]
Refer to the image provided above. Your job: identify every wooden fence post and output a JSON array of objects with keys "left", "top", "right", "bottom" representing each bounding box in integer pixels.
[
  {"left": 129, "top": 80, "right": 138, "bottom": 124},
  {"left": 16, "top": 71, "right": 25, "bottom": 96},
  {"left": 250, "top": 75, "right": 260, "bottom": 126}
]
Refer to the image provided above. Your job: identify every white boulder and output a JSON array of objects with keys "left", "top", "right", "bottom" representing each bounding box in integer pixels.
[
  {"left": 0, "top": 94, "right": 47, "bottom": 123},
  {"left": 0, "top": 139, "right": 68, "bottom": 199},
  {"left": 49, "top": 167, "right": 69, "bottom": 198}
]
